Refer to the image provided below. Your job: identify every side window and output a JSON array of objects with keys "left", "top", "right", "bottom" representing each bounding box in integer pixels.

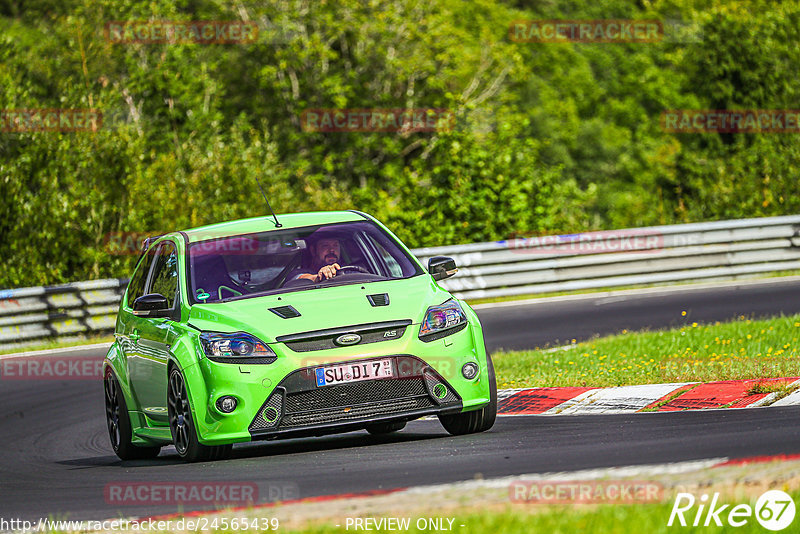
[
  {"left": 126, "top": 248, "right": 156, "bottom": 307},
  {"left": 149, "top": 242, "right": 179, "bottom": 308}
]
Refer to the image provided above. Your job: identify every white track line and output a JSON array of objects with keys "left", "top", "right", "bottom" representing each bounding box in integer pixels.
[
  {"left": 542, "top": 383, "right": 695, "bottom": 415},
  {"left": 766, "top": 379, "right": 800, "bottom": 407}
]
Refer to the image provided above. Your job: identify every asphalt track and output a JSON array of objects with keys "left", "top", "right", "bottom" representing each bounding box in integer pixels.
[{"left": 2, "top": 279, "right": 800, "bottom": 521}]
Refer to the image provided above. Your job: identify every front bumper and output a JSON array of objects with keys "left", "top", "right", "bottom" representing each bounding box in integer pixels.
[
  {"left": 185, "top": 317, "right": 491, "bottom": 446},
  {"left": 248, "top": 355, "right": 462, "bottom": 440}
]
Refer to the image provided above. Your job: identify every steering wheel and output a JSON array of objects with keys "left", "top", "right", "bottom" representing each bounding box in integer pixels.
[{"left": 337, "top": 265, "right": 369, "bottom": 274}]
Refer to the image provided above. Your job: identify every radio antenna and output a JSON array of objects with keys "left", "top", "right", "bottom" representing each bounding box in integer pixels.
[{"left": 254, "top": 176, "right": 282, "bottom": 228}]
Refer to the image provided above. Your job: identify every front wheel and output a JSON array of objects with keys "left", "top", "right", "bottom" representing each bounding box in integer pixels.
[
  {"left": 168, "top": 367, "right": 232, "bottom": 462},
  {"left": 104, "top": 369, "right": 161, "bottom": 461},
  {"left": 438, "top": 353, "right": 497, "bottom": 435}
]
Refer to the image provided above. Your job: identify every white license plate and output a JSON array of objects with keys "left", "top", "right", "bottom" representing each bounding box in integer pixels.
[{"left": 315, "top": 359, "right": 393, "bottom": 387}]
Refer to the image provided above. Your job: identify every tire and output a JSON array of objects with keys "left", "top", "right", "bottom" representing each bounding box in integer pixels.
[
  {"left": 104, "top": 369, "right": 161, "bottom": 461},
  {"left": 168, "top": 367, "right": 233, "bottom": 462},
  {"left": 438, "top": 353, "right": 497, "bottom": 436},
  {"left": 366, "top": 421, "right": 406, "bottom": 435}
]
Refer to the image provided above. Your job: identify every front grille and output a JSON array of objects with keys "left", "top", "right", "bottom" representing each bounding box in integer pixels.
[
  {"left": 277, "top": 320, "right": 411, "bottom": 353},
  {"left": 249, "top": 389, "right": 284, "bottom": 432},
  {"left": 281, "top": 398, "right": 431, "bottom": 428},
  {"left": 423, "top": 371, "right": 460, "bottom": 404},
  {"left": 285, "top": 377, "right": 427, "bottom": 413},
  {"left": 283, "top": 327, "right": 408, "bottom": 352},
  {"left": 248, "top": 355, "right": 461, "bottom": 436}
]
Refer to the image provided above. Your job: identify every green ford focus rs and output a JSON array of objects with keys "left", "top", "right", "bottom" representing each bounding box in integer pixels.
[{"left": 103, "top": 210, "right": 496, "bottom": 462}]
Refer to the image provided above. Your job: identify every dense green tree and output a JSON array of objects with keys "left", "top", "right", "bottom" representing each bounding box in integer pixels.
[{"left": 1, "top": 0, "right": 799, "bottom": 287}]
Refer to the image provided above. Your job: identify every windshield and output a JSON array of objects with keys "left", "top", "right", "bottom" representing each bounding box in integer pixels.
[{"left": 187, "top": 221, "right": 422, "bottom": 304}]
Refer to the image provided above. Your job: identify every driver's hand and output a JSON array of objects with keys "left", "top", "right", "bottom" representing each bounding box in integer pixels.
[{"left": 315, "top": 263, "right": 341, "bottom": 282}]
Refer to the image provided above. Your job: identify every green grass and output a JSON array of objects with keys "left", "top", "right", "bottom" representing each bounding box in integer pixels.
[
  {"left": 282, "top": 492, "right": 800, "bottom": 534},
  {"left": 493, "top": 313, "right": 800, "bottom": 388}
]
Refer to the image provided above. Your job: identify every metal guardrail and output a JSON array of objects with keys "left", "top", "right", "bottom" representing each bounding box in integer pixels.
[
  {"left": 416, "top": 215, "right": 800, "bottom": 300},
  {"left": 1, "top": 215, "right": 799, "bottom": 349},
  {"left": 0, "top": 279, "right": 126, "bottom": 348}
]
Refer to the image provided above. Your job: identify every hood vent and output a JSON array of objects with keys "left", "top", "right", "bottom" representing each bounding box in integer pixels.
[
  {"left": 367, "top": 293, "right": 389, "bottom": 307},
  {"left": 269, "top": 305, "right": 301, "bottom": 319}
]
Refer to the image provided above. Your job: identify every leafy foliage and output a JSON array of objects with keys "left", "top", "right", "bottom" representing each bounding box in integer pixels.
[{"left": 1, "top": 0, "right": 799, "bottom": 286}]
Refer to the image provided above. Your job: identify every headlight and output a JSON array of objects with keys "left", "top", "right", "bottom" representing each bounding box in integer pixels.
[
  {"left": 199, "top": 332, "right": 277, "bottom": 363},
  {"left": 419, "top": 299, "right": 467, "bottom": 341}
]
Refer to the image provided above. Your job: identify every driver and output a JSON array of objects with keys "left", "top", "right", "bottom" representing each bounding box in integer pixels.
[{"left": 294, "top": 236, "right": 342, "bottom": 282}]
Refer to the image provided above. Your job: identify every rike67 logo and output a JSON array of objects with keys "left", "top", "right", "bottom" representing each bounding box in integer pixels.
[{"left": 668, "top": 490, "right": 795, "bottom": 531}]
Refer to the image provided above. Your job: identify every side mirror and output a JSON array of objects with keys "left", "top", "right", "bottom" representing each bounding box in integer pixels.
[
  {"left": 427, "top": 256, "right": 458, "bottom": 281},
  {"left": 132, "top": 293, "right": 172, "bottom": 318}
]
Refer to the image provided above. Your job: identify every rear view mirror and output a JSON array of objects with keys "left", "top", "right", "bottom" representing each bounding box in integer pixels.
[
  {"left": 132, "top": 293, "right": 173, "bottom": 318},
  {"left": 427, "top": 256, "right": 458, "bottom": 281}
]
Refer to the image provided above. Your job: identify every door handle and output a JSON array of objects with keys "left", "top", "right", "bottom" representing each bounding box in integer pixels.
[{"left": 130, "top": 330, "right": 140, "bottom": 343}]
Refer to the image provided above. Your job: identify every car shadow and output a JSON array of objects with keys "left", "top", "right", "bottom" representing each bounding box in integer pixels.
[
  {"left": 227, "top": 429, "right": 447, "bottom": 461},
  {"left": 59, "top": 426, "right": 450, "bottom": 468}
]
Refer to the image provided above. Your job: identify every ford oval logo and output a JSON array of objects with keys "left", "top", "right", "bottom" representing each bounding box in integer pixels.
[{"left": 335, "top": 333, "right": 361, "bottom": 346}]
